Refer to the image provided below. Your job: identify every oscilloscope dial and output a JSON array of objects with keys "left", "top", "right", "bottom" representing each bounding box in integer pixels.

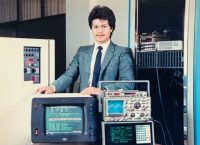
[{"left": 134, "top": 102, "right": 141, "bottom": 109}]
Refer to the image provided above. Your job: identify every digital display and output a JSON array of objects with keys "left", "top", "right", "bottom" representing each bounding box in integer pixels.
[
  {"left": 103, "top": 122, "right": 154, "bottom": 145},
  {"left": 136, "top": 125, "right": 151, "bottom": 144},
  {"left": 107, "top": 100, "right": 124, "bottom": 116},
  {"left": 45, "top": 106, "right": 83, "bottom": 135},
  {"left": 105, "top": 123, "right": 135, "bottom": 144}
]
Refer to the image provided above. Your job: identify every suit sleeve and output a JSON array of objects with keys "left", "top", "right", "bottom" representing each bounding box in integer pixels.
[
  {"left": 104, "top": 48, "right": 135, "bottom": 90},
  {"left": 51, "top": 48, "right": 80, "bottom": 92}
]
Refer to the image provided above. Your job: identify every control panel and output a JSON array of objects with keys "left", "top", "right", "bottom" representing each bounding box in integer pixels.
[
  {"left": 24, "top": 47, "right": 40, "bottom": 83},
  {"left": 103, "top": 91, "right": 151, "bottom": 121}
]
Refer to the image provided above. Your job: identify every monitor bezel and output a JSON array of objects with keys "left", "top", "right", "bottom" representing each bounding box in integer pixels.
[
  {"left": 31, "top": 96, "right": 97, "bottom": 143},
  {"left": 101, "top": 121, "right": 155, "bottom": 145}
]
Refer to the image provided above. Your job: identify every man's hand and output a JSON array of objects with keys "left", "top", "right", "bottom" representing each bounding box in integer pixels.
[
  {"left": 36, "top": 86, "right": 55, "bottom": 94},
  {"left": 81, "top": 87, "right": 101, "bottom": 95}
]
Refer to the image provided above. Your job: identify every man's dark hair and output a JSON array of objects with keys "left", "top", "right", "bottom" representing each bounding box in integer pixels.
[{"left": 88, "top": 5, "right": 116, "bottom": 34}]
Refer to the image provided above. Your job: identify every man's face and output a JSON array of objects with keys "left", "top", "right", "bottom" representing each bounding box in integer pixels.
[{"left": 91, "top": 19, "right": 113, "bottom": 44}]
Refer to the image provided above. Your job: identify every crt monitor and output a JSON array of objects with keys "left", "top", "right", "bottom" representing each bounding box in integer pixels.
[
  {"left": 102, "top": 121, "right": 155, "bottom": 145},
  {"left": 31, "top": 94, "right": 98, "bottom": 143}
]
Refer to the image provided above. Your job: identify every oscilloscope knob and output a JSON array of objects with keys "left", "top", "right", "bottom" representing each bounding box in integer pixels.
[
  {"left": 140, "top": 113, "right": 145, "bottom": 117},
  {"left": 134, "top": 102, "right": 141, "bottom": 109},
  {"left": 131, "top": 113, "right": 135, "bottom": 117}
]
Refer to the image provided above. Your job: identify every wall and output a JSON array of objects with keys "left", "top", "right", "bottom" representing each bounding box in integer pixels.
[{"left": 66, "top": 0, "right": 90, "bottom": 66}]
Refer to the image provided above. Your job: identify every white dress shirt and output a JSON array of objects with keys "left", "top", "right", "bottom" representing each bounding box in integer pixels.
[{"left": 88, "top": 40, "right": 110, "bottom": 87}]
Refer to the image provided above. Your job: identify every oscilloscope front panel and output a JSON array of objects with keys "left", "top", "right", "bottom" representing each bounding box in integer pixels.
[{"left": 103, "top": 91, "right": 151, "bottom": 121}]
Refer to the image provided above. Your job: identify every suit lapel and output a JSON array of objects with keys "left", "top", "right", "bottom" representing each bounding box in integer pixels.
[
  {"left": 85, "top": 45, "right": 94, "bottom": 73},
  {"left": 99, "top": 42, "right": 115, "bottom": 79}
]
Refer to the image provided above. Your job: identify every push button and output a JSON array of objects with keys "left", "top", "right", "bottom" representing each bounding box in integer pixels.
[{"left": 35, "top": 128, "right": 39, "bottom": 136}]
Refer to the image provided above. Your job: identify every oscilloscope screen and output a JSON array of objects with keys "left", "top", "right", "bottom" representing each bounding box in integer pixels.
[{"left": 106, "top": 99, "right": 124, "bottom": 116}]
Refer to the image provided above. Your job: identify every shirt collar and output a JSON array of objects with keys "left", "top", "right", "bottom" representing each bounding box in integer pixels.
[{"left": 94, "top": 40, "right": 111, "bottom": 50}]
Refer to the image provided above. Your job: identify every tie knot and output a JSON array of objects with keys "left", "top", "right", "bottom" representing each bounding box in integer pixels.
[{"left": 98, "top": 46, "right": 103, "bottom": 50}]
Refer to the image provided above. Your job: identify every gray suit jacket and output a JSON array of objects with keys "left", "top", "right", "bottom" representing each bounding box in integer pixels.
[{"left": 52, "top": 41, "right": 134, "bottom": 92}]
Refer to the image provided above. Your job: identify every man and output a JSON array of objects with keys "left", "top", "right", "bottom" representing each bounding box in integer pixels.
[{"left": 36, "top": 5, "right": 134, "bottom": 95}]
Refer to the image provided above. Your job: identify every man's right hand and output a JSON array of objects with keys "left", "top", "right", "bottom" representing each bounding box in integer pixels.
[{"left": 36, "top": 86, "right": 55, "bottom": 94}]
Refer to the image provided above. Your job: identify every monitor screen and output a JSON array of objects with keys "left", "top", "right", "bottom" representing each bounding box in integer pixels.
[
  {"left": 102, "top": 121, "right": 154, "bottom": 145},
  {"left": 45, "top": 106, "right": 83, "bottom": 135},
  {"left": 106, "top": 99, "right": 124, "bottom": 116}
]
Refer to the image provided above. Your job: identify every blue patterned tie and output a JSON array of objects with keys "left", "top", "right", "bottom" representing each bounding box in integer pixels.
[{"left": 92, "top": 46, "right": 103, "bottom": 87}]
